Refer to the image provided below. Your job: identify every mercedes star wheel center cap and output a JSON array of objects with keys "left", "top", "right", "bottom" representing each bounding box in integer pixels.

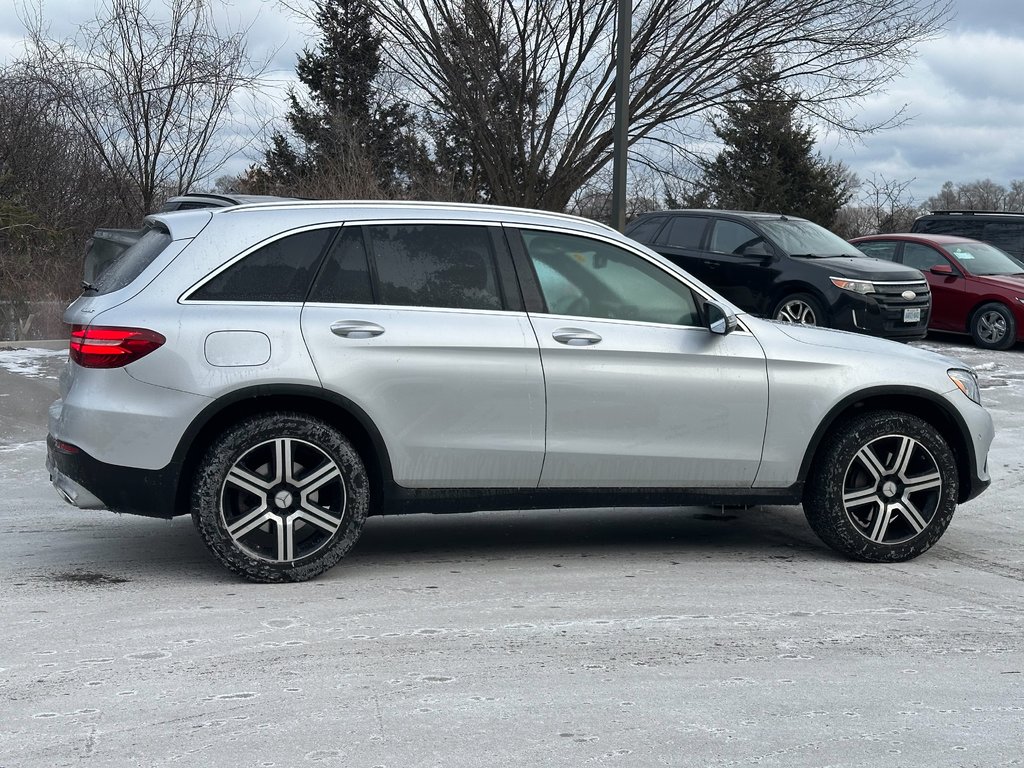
[
  {"left": 882, "top": 480, "right": 898, "bottom": 499},
  {"left": 274, "top": 489, "right": 294, "bottom": 509}
]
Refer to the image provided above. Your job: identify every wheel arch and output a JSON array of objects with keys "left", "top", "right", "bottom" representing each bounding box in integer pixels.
[
  {"left": 769, "top": 283, "right": 830, "bottom": 322},
  {"left": 797, "top": 387, "right": 976, "bottom": 503},
  {"left": 966, "top": 298, "right": 1015, "bottom": 332},
  {"left": 171, "top": 385, "right": 394, "bottom": 517}
]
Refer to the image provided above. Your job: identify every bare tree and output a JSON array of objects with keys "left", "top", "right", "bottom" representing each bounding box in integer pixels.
[
  {"left": 833, "top": 174, "right": 922, "bottom": 239},
  {"left": 368, "top": 0, "right": 949, "bottom": 211},
  {"left": 18, "top": 0, "right": 265, "bottom": 218},
  {"left": 922, "top": 178, "right": 1024, "bottom": 213}
]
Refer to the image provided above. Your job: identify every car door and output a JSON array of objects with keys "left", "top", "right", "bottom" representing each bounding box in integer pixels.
[
  {"left": 700, "top": 218, "right": 780, "bottom": 313},
  {"left": 900, "top": 241, "right": 966, "bottom": 332},
  {"left": 301, "top": 222, "right": 546, "bottom": 489},
  {"left": 511, "top": 227, "right": 769, "bottom": 489}
]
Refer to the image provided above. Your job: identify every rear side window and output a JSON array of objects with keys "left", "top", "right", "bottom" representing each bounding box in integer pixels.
[
  {"left": 661, "top": 216, "right": 708, "bottom": 249},
  {"left": 366, "top": 224, "right": 503, "bottom": 311},
  {"left": 855, "top": 241, "right": 899, "bottom": 261},
  {"left": 913, "top": 218, "right": 986, "bottom": 240},
  {"left": 307, "top": 228, "right": 374, "bottom": 304},
  {"left": 625, "top": 216, "right": 666, "bottom": 243},
  {"left": 982, "top": 222, "right": 1024, "bottom": 258},
  {"left": 191, "top": 228, "right": 335, "bottom": 302},
  {"left": 91, "top": 226, "right": 172, "bottom": 295}
]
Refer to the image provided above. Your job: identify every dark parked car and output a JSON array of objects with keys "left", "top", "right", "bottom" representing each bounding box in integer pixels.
[
  {"left": 626, "top": 210, "right": 931, "bottom": 340},
  {"left": 912, "top": 210, "right": 1024, "bottom": 261},
  {"left": 852, "top": 233, "right": 1024, "bottom": 349}
]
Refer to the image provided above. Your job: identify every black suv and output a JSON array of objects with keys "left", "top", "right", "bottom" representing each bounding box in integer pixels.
[
  {"left": 912, "top": 210, "right": 1024, "bottom": 260},
  {"left": 626, "top": 210, "right": 931, "bottom": 340}
]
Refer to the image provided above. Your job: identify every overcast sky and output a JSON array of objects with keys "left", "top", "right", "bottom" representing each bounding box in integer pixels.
[{"left": 2, "top": 0, "right": 1023, "bottom": 206}]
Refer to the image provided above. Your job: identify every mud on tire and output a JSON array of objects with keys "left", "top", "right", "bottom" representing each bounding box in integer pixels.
[
  {"left": 191, "top": 412, "right": 369, "bottom": 582},
  {"left": 803, "top": 410, "right": 959, "bottom": 562}
]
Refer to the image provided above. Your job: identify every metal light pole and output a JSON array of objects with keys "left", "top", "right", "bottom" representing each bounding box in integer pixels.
[{"left": 611, "top": 0, "right": 631, "bottom": 232}]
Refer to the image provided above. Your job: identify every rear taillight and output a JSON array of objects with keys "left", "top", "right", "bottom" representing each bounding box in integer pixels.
[{"left": 69, "top": 325, "right": 165, "bottom": 369}]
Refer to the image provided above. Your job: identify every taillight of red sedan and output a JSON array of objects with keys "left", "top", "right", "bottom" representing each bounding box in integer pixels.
[{"left": 69, "top": 325, "right": 166, "bottom": 368}]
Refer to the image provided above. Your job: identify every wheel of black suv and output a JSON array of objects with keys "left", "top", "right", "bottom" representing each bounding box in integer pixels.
[
  {"left": 191, "top": 413, "right": 370, "bottom": 583},
  {"left": 970, "top": 302, "right": 1016, "bottom": 350},
  {"left": 772, "top": 293, "right": 825, "bottom": 326},
  {"left": 803, "top": 410, "right": 959, "bottom": 562}
]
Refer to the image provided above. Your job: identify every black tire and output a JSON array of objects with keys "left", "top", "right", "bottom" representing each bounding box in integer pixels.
[
  {"left": 970, "top": 302, "right": 1016, "bottom": 350},
  {"left": 803, "top": 410, "right": 959, "bottom": 562},
  {"left": 772, "top": 292, "right": 826, "bottom": 327},
  {"left": 191, "top": 412, "right": 369, "bottom": 583}
]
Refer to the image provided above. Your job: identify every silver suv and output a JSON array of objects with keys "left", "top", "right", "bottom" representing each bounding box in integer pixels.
[{"left": 47, "top": 202, "right": 994, "bottom": 582}]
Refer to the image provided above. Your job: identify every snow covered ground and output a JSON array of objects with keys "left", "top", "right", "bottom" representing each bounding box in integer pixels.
[{"left": 1, "top": 337, "right": 1021, "bottom": 766}]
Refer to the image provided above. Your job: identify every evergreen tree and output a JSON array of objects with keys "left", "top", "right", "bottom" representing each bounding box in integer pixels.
[
  {"left": 697, "top": 56, "right": 851, "bottom": 227},
  {"left": 252, "top": 0, "right": 425, "bottom": 197}
]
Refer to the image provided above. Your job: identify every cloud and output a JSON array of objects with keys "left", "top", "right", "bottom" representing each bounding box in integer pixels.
[{"left": 826, "top": 29, "right": 1024, "bottom": 202}]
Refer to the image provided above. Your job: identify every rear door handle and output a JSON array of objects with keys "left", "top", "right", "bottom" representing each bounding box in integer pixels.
[
  {"left": 331, "top": 320, "right": 385, "bottom": 339},
  {"left": 552, "top": 328, "right": 602, "bottom": 346}
]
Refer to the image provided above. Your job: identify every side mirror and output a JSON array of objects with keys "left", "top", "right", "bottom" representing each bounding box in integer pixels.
[
  {"left": 705, "top": 300, "right": 738, "bottom": 335},
  {"left": 742, "top": 241, "right": 773, "bottom": 258},
  {"left": 930, "top": 264, "right": 955, "bottom": 276}
]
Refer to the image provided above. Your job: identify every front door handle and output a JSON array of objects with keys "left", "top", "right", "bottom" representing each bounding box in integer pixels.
[
  {"left": 331, "top": 320, "right": 385, "bottom": 339},
  {"left": 552, "top": 327, "right": 602, "bottom": 346}
]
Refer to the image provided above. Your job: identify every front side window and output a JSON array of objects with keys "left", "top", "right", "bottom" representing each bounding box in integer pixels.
[
  {"left": 191, "top": 228, "right": 335, "bottom": 302},
  {"left": 367, "top": 224, "right": 503, "bottom": 311},
  {"left": 710, "top": 220, "right": 766, "bottom": 255},
  {"left": 902, "top": 243, "right": 948, "bottom": 272},
  {"left": 523, "top": 231, "right": 701, "bottom": 326}
]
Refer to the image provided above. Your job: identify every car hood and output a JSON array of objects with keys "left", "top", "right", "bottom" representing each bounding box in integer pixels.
[
  {"left": 797, "top": 255, "right": 924, "bottom": 282},
  {"left": 969, "top": 273, "right": 1024, "bottom": 292}
]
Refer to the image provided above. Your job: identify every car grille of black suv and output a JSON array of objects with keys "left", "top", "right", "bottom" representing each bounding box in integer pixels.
[{"left": 873, "top": 280, "right": 931, "bottom": 327}]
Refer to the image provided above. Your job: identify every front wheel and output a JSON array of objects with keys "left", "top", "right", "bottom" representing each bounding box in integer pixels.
[
  {"left": 772, "top": 292, "right": 825, "bottom": 326},
  {"left": 803, "top": 410, "right": 959, "bottom": 562},
  {"left": 970, "top": 302, "right": 1016, "bottom": 350},
  {"left": 191, "top": 412, "right": 370, "bottom": 582}
]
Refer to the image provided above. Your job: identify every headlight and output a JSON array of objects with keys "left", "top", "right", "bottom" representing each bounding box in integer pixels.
[
  {"left": 830, "top": 277, "right": 875, "bottom": 294},
  {"left": 948, "top": 369, "right": 981, "bottom": 405}
]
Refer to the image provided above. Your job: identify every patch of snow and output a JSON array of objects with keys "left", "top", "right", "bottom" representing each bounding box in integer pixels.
[{"left": 0, "top": 348, "right": 67, "bottom": 379}]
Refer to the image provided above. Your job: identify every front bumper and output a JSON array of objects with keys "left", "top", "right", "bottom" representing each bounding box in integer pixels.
[{"left": 831, "top": 291, "right": 930, "bottom": 340}]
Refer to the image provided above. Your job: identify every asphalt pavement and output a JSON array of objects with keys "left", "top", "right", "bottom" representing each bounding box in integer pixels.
[{"left": 1, "top": 337, "right": 1021, "bottom": 767}]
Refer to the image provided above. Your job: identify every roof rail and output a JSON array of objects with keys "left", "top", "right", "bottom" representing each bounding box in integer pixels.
[
  {"left": 927, "top": 209, "right": 1024, "bottom": 216},
  {"left": 218, "top": 199, "right": 617, "bottom": 232}
]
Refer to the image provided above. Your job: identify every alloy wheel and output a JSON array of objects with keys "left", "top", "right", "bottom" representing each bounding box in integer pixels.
[
  {"left": 976, "top": 310, "right": 1008, "bottom": 345},
  {"left": 775, "top": 299, "right": 818, "bottom": 325},
  {"left": 220, "top": 437, "right": 347, "bottom": 563},
  {"left": 841, "top": 434, "right": 942, "bottom": 545}
]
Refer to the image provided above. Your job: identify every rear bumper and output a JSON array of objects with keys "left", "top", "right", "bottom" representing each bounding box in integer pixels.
[{"left": 46, "top": 434, "right": 182, "bottom": 518}]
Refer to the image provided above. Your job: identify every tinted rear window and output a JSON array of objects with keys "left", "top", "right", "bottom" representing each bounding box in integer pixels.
[
  {"left": 367, "top": 224, "right": 503, "bottom": 311},
  {"left": 625, "top": 216, "right": 666, "bottom": 243},
  {"left": 91, "top": 226, "right": 173, "bottom": 295},
  {"left": 662, "top": 216, "right": 708, "bottom": 249},
  {"left": 190, "top": 228, "right": 335, "bottom": 302}
]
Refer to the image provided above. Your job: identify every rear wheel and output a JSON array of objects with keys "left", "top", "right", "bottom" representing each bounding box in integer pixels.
[
  {"left": 191, "top": 412, "right": 369, "bottom": 582},
  {"left": 970, "top": 302, "right": 1015, "bottom": 350},
  {"left": 772, "top": 292, "right": 825, "bottom": 326},
  {"left": 804, "top": 410, "right": 958, "bottom": 562}
]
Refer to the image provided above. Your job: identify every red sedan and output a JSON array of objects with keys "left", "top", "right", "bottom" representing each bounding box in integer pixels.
[{"left": 851, "top": 234, "right": 1024, "bottom": 349}]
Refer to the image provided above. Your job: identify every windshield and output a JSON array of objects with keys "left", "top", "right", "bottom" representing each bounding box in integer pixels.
[
  {"left": 946, "top": 241, "right": 1024, "bottom": 275},
  {"left": 759, "top": 218, "right": 863, "bottom": 257}
]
